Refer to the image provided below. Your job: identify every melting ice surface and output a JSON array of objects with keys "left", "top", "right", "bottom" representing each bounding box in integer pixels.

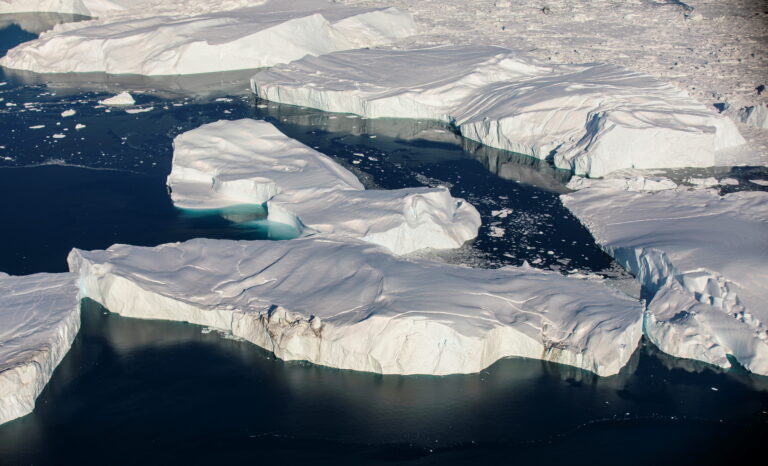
[{"left": 1, "top": 12, "right": 767, "bottom": 463}]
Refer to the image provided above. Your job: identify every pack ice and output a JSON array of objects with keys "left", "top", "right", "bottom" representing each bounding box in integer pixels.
[
  {"left": 167, "top": 119, "right": 480, "bottom": 255},
  {"left": 251, "top": 46, "right": 745, "bottom": 177},
  {"left": 0, "top": 0, "right": 415, "bottom": 75},
  {"left": 561, "top": 178, "right": 768, "bottom": 375},
  {"left": 0, "top": 272, "right": 80, "bottom": 425},
  {"left": 68, "top": 237, "right": 643, "bottom": 376}
]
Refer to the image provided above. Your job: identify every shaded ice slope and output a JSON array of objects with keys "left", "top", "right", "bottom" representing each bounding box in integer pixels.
[
  {"left": 0, "top": 1, "right": 266, "bottom": 18},
  {"left": 68, "top": 237, "right": 644, "bottom": 376},
  {"left": 0, "top": 272, "right": 80, "bottom": 425},
  {"left": 0, "top": 0, "right": 415, "bottom": 75},
  {"left": 561, "top": 179, "right": 768, "bottom": 374},
  {"left": 251, "top": 46, "right": 745, "bottom": 177},
  {"left": 168, "top": 119, "right": 480, "bottom": 255}
]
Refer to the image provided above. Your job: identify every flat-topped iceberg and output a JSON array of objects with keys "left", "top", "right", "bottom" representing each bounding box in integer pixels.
[
  {"left": 0, "top": 272, "right": 80, "bottom": 425},
  {"left": 251, "top": 46, "right": 745, "bottom": 177},
  {"left": 561, "top": 178, "right": 768, "bottom": 375},
  {"left": 0, "top": 0, "right": 415, "bottom": 75},
  {"left": 68, "top": 237, "right": 644, "bottom": 376},
  {"left": 168, "top": 119, "right": 480, "bottom": 255}
]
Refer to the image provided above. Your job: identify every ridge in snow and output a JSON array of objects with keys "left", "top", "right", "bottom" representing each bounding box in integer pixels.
[
  {"left": 167, "top": 119, "right": 480, "bottom": 255},
  {"left": 68, "top": 237, "right": 644, "bottom": 377},
  {"left": 250, "top": 45, "right": 745, "bottom": 177},
  {"left": 0, "top": 272, "right": 80, "bottom": 425},
  {"left": 561, "top": 177, "right": 768, "bottom": 375},
  {"left": 0, "top": 0, "right": 416, "bottom": 75}
]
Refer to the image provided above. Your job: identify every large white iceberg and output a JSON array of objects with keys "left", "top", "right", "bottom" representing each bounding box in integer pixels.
[
  {"left": 0, "top": 272, "right": 80, "bottom": 425},
  {"left": 561, "top": 178, "right": 768, "bottom": 375},
  {"left": 251, "top": 46, "right": 745, "bottom": 177},
  {"left": 168, "top": 119, "right": 480, "bottom": 255},
  {"left": 0, "top": 0, "right": 416, "bottom": 75},
  {"left": 68, "top": 237, "right": 644, "bottom": 376},
  {"left": 0, "top": 0, "right": 261, "bottom": 18}
]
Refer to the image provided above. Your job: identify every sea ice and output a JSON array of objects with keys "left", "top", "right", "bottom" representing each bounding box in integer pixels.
[
  {"left": 98, "top": 91, "right": 134, "bottom": 106},
  {"left": 251, "top": 46, "right": 745, "bottom": 177},
  {"left": 68, "top": 237, "right": 644, "bottom": 376},
  {"left": 0, "top": 272, "right": 80, "bottom": 425},
  {"left": 168, "top": 119, "right": 480, "bottom": 255},
  {"left": 561, "top": 177, "right": 768, "bottom": 374},
  {"left": 0, "top": 0, "right": 416, "bottom": 75}
]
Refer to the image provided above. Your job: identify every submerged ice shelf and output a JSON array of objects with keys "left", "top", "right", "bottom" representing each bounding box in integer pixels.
[
  {"left": 167, "top": 119, "right": 480, "bottom": 255},
  {"left": 251, "top": 45, "right": 745, "bottom": 177},
  {"left": 0, "top": 272, "right": 80, "bottom": 425},
  {"left": 0, "top": 0, "right": 415, "bottom": 75},
  {"left": 68, "top": 237, "right": 644, "bottom": 377},
  {"left": 562, "top": 177, "right": 768, "bottom": 375}
]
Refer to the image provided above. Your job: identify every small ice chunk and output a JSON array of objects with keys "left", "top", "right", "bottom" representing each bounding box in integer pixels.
[
  {"left": 75, "top": 123, "right": 86, "bottom": 130},
  {"left": 125, "top": 107, "right": 153, "bottom": 114},
  {"left": 61, "top": 109, "right": 76, "bottom": 117},
  {"left": 98, "top": 92, "right": 135, "bottom": 106},
  {"left": 52, "top": 133, "right": 65, "bottom": 139},
  {"left": 29, "top": 125, "right": 45, "bottom": 129}
]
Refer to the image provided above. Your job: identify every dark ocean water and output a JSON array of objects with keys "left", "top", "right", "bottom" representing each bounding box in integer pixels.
[{"left": 0, "top": 13, "right": 766, "bottom": 465}]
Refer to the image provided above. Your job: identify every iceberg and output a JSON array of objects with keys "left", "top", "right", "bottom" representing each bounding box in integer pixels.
[
  {"left": 68, "top": 237, "right": 644, "bottom": 376},
  {"left": 98, "top": 91, "right": 134, "bottom": 105},
  {"left": 168, "top": 119, "right": 480, "bottom": 255},
  {"left": 0, "top": 0, "right": 416, "bottom": 75},
  {"left": 251, "top": 46, "right": 745, "bottom": 177},
  {"left": 561, "top": 178, "right": 768, "bottom": 375},
  {"left": 0, "top": 272, "right": 80, "bottom": 425}
]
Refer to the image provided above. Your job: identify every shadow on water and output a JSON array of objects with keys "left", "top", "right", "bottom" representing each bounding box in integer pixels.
[{"left": 0, "top": 300, "right": 765, "bottom": 464}]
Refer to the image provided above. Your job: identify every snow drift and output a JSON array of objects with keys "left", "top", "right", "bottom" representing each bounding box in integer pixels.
[
  {"left": 68, "top": 237, "right": 644, "bottom": 376},
  {"left": 0, "top": 272, "right": 80, "bottom": 425},
  {"left": 251, "top": 46, "right": 745, "bottom": 177},
  {"left": 561, "top": 178, "right": 768, "bottom": 375},
  {"left": 168, "top": 119, "right": 480, "bottom": 255},
  {"left": 0, "top": 0, "right": 416, "bottom": 75}
]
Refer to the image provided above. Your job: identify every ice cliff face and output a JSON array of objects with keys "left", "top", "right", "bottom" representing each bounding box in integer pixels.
[
  {"left": 251, "top": 46, "right": 745, "bottom": 177},
  {"left": 0, "top": 272, "right": 80, "bottom": 425},
  {"left": 561, "top": 178, "right": 768, "bottom": 375},
  {"left": 168, "top": 119, "right": 480, "bottom": 255},
  {"left": 0, "top": 0, "right": 416, "bottom": 75},
  {"left": 68, "top": 237, "right": 644, "bottom": 377}
]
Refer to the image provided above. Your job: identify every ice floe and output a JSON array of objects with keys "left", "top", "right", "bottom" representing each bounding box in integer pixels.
[
  {"left": 0, "top": 0, "right": 416, "bottom": 75},
  {"left": 68, "top": 236, "right": 644, "bottom": 376},
  {"left": 168, "top": 119, "right": 480, "bottom": 255},
  {"left": 251, "top": 45, "right": 745, "bottom": 177},
  {"left": 561, "top": 177, "right": 768, "bottom": 374},
  {"left": 0, "top": 272, "right": 80, "bottom": 425},
  {"left": 98, "top": 91, "right": 134, "bottom": 105}
]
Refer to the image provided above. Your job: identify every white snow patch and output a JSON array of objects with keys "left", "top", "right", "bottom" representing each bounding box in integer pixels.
[
  {"left": 68, "top": 237, "right": 643, "bottom": 377},
  {"left": 0, "top": 272, "right": 80, "bottom": 425}
]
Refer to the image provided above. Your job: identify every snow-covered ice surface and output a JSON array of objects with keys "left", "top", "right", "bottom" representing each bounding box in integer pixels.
[
  {"left": 0, "top": 0, "right": 415, "bottom": 75},
  {"left": 251, "top": 45, "right": 745, "bottom": 177},
  {"left": 0, "top": 0, "right": 262, "bottom": 18},
  {"left": 68, "top": 237, "right": 643, "bottom": 376},
  {"left": 168, "top": 119, "right": 480, "bottom": 255},
  {"left": 561, "top": 177, "right": 768, "bottom": 375},
  {"left": 0, "top": 272, "right": 80, "bottom": 425},
  {"left": 337, "top": 0, "right": 768, "bottom": 161}
]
